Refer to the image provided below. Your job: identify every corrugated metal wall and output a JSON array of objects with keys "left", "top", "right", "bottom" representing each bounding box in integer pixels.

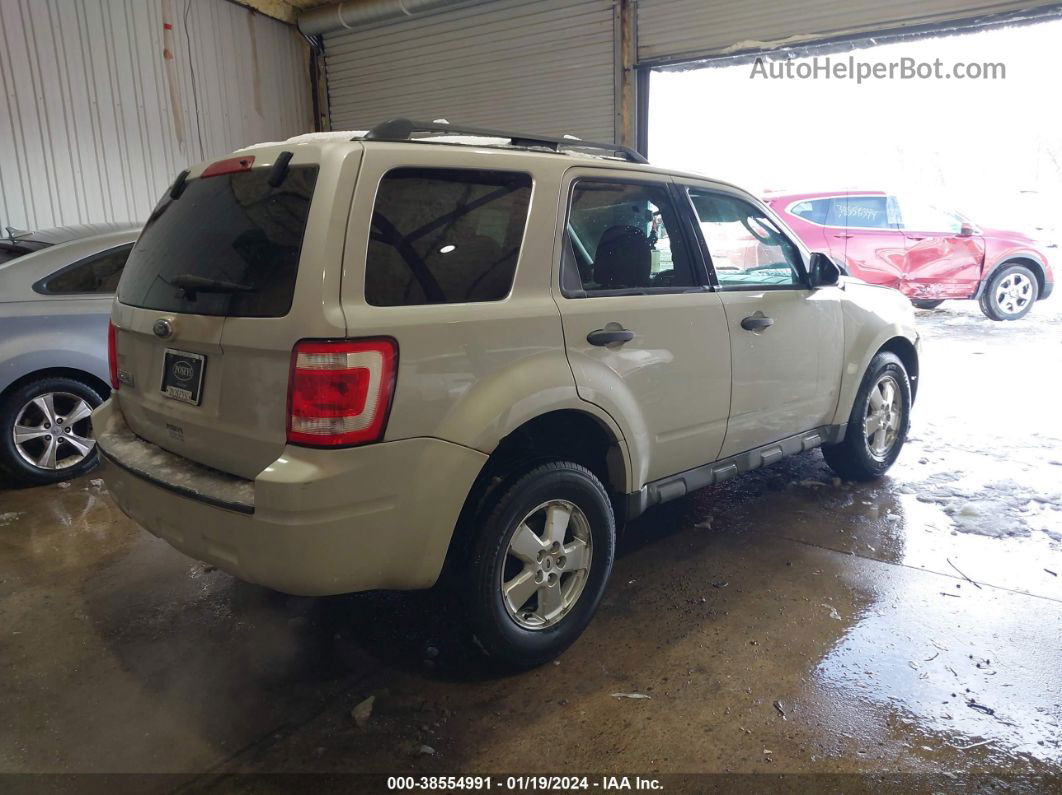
[
  {"left": 0, "top": 0, "right": 313, "bottom": 231},
  {"left": 323, "top": 0, "right": 617, "bottom": 142},
  {"left": 637, "top": 0, "right": 1053, "bottom": 64}
]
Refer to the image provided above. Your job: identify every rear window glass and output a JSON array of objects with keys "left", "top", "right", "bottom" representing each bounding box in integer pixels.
[
  {"left": 366, "top": 168, "right": 532, "bottom": 306},
  {"left": 0, "top": 243, "right": 38, "bottom": 265},
  {"left": 117, "top": 166, "right": 318, "bottom": 317}
]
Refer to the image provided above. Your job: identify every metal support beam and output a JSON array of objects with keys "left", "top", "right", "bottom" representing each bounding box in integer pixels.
[{"left": 617, "top": 0, "right": 637, "bottom": 149}]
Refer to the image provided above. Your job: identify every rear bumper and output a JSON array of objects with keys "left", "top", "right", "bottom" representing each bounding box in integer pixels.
[
  {"left": 95, "top": 399, "right": 487, "bottom": 596},
  {"left": 1041, "top": 278, "right": 1054, "bottom": 301}
]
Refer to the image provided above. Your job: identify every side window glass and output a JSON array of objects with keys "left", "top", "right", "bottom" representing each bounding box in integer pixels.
[
  {"left": 365, "top": 168, "right": 532, "bottom": 306},
  {"left": 825, "top": 198, "right": 846, "bottom": 227},
  {"left": 42, "top": 246, "right": 131, "bottom": 294},
  {"left": 564, "top": 181, "right": 697, "bottom": 294},
  {"left": 687, "top": 190, "right": 803, "bottom": 288},
  {"left": 887, "top": 196, "right": 903, "bottom": 227},
  {"left": 897, "top": 198, "right": 964, "bottom": 233},
  {"left": 789, "top": 198, "right": 837, "bottom": 226},
  {"left": 840, "top": 196, "right": 892, "bottom": 229}
]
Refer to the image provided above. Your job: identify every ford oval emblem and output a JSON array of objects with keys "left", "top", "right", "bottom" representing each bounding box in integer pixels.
[{"left": 153, "top": 319, "right": 173, "bottom": 339}]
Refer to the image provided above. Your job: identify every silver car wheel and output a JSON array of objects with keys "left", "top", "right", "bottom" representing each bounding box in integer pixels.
[
  {"left": 864, "top": 375, "right": 902, "bottom": 461},
  {"left": 12, "top": 392, "right": 96, "bottom": 471},
  {"left": 995, "top": 272, "right": 1033, "bottom": 315},
  {"left": 501, "top": 499, "right": 593, "bottom": 630}
]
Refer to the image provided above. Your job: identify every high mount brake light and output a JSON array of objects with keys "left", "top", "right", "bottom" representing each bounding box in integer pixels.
[
  {"left": 201, "top": 155, "right": 255, "bottom": 178},
  {"left": 287, "top": 339, "right": 398, "bottom": 447}
]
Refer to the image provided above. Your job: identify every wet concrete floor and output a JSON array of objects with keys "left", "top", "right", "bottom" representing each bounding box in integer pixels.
[{"left": 1, "top": 300, "right": 1060, "bottom": 788}]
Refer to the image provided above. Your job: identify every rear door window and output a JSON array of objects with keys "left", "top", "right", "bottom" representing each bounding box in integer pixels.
[
  {"left": 117, "top": 166, "right": 319, "bottom": 317},
  {"left": 562, "top": 180, "right": 698, "bottom": 295},
  {"left": 37, "top": 245, "right": 132, "bottom": 295},
  {"left": 365, "top": 168, "right": 532, "bottom": 306},
  {"left": 840, "top": 196, "right": 893, "bottom": 229}
]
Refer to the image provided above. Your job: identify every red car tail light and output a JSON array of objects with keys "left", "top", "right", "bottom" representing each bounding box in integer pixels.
[
  {"left": 108, "top": 321, "right": 119, "bottom": 390},
  {"left": 287, "top": 338, "right": 398, "bottom": 447}
]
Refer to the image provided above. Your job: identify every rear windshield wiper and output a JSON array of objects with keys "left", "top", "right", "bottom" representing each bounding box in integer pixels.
[{"left": 164, "top": 273, "right": 257, "bottom": 300}]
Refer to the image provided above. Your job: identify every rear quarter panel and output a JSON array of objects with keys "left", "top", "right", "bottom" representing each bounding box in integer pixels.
[
  {"left": 0, "top": 299, "right": 111, "bottom": 394},
  {"left": 339, "top": 146, "right": 635, "bottom": 483}
]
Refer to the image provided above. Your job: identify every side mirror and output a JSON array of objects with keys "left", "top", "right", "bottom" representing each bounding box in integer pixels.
[
  {"left": 959, "top": 222, "right": 976, "bottom": 237},
  {"left": 808, "top": 251, "right": 841, "bottom": 287}
]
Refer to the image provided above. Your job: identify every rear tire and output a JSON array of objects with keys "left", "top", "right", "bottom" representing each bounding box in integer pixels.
[
  {"left": 823, "top": 352, "right": 911, "bottom": 482},
  {"left": 463, "top": 461, "right": 615, "bottom": 669},
  {"left": 911, "top": 299, "right": 944, "bottom": 310},
  {"left": 0, "top": 377, "right": 103, "bottom": 486},
  {"left": 978, "top": 263, "right": 1038, "bottom": 321}
]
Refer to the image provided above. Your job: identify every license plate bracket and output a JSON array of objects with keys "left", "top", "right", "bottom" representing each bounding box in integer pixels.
[{"left": 160, "top": 349, "right": 206, "bottom": 406}]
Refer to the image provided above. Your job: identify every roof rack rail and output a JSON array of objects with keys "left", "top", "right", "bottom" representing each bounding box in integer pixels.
[{"left": 362, "top": 118, "right": 648, "bottom": 164}]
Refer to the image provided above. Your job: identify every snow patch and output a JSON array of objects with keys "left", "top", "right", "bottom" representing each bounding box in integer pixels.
[{"left": 912, "top": 472, "right": 1062, "bottom": 540}]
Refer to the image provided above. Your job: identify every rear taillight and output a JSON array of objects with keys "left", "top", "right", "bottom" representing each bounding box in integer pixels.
[
  {"left": 287, "top": 338, "right": 398, "bottom": 447},
  {"left": 107, "top": 321, "right": 119, "bottom": 390}
]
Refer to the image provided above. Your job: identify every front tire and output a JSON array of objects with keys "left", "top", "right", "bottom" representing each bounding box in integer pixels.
[
  {"left": 823, "top": 352, "right": 911, "bottom": 482},
  {"left": 979, "top": 263, "right": 1038, "bottom": 321},
  {"left": 0, "top": 377, "right": 103, "bottom": 486},
  {"left": 463, "top": 461, "right": 615, "bottom": 668},
  {"left": 911, "top": 299, "right": 944, "bottom": 310}
]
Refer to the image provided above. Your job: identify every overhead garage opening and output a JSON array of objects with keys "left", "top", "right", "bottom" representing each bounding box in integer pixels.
[
  {"left": 646, "top": 12, "right": 1062, "bottom": 250},
  {"left": 319, "top": 0, "right": 620, "bottom": 142}
]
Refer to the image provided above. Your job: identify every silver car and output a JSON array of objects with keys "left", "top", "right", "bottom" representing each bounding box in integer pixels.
[{"left": 0, "top": 223, "right": 140, "bottom": 484}]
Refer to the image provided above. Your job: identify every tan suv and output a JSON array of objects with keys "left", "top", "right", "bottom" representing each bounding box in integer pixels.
[{"left": 96, "top": 119, "right": 920, "bottom": 667}]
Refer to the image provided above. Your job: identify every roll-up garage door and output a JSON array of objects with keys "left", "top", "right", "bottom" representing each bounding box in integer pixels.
[
  {"left": 637, "top": 0, "right": 1055, "bottom": 65},
  {"left": 324, "top": 0, "right": 617, "bottom": 142}
]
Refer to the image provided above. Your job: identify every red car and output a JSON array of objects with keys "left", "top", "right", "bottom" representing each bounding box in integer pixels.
[{"left": 767, "top": 191, "right": 1054, "bottom": 320}]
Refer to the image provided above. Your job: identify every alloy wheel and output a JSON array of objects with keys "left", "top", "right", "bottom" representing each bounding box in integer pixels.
[
  {"left": 12, "top": 392, "right": 96, "bottom": 471},
  {"left": 864, "top": 375, "right": 902, "bottom": 461},
  {"left": 995, "top": 272, "right": 1033, "bottom": 316},
  {"left": 501, "top": 499, "right": 593, "bottom": 630}
]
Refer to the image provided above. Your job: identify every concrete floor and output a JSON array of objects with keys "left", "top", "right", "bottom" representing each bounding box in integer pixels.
[{"left": 2, "top": 299, "right": 1061, "bottom": 788}]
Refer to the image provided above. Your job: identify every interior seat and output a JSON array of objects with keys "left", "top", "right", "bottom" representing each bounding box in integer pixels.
[{"left": 593, "top": 225, "right": 650, "bottom": 289}]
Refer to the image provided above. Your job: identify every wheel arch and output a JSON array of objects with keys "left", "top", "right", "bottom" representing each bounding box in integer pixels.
[
  {"left": 442, "top": 408, "right": 630, "bottom": 577},
  {"left": 1, "top": 367, "right": 110, "bottom": 405},
  {"left": 876, "top": 336, "right": 919, "bottom": 403},
  {"left": 975, "top": 255, "right": 1048, "bottom": 299}
]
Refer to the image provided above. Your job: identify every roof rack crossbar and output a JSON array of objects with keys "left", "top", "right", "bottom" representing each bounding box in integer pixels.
[{"left": 362, "top": 118, "right": 648, "bottom": 164}]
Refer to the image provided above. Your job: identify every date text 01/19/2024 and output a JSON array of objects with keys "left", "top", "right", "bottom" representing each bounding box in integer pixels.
[{"left": 387, "top": 776, "right": 664, "bottom": 791}]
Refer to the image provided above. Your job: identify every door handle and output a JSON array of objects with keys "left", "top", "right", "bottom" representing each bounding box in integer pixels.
[
  {"left": 740, "top": 314, "right": 775, "bottom": 332},
  {"left": 587, "top": 327, "right": 634, "bottom": 346},
  {"left": 907, "top": 235, "right": 927, "bottom": 240},
  {"left": 831, "top": 233, "right": 852, "bottom": 239}
]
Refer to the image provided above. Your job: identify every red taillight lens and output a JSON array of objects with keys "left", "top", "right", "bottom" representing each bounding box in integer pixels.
[
  {"left": 287, "top": 338, "right": 397, "bottom": 447},
  {"left": 107, "top": 321, "right": 119, "bottom": 390}
]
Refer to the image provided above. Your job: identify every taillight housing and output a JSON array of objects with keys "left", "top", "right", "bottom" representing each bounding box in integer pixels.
[
  {"left": 107, "top": 321, "right": 119, "bottom": 390},
  {"left": 287, "top": 338, "right": 398, "bottom": 447}
]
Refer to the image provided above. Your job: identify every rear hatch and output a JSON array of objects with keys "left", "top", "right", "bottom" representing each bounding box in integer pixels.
[{"left": 111, "top": 143, "right": 361, "bottom": 479}]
